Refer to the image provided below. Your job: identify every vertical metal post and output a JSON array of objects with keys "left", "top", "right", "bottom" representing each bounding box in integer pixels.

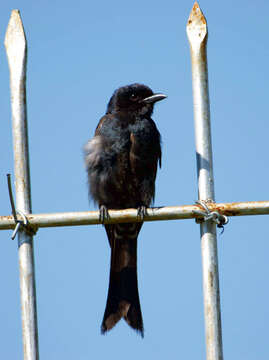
[
  {"left": 5, "top": 10, "right": 39, "bottom": 360},
  {"left": 187, "top": 3, "right": 223, "bottom": 360}
]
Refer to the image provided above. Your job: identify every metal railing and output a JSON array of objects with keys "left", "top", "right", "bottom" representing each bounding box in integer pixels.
[{"left": 2, "top": 3, "right": 269, "bottom": 360}]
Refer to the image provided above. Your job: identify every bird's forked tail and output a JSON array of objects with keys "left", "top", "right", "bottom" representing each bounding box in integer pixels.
[{"left": 101, "top": 223, "right": 144, "bottom": 337}]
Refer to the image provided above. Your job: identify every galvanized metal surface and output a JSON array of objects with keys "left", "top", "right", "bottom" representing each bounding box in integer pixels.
[
  {"left": 1, "top": 201, "right": 269, "bottom": 231},
  {"left": 187, "top": 3, "right": 223, "bottom": 359},
  {"left": 5, "top": 10, "right": 39, "bottom": 360}
]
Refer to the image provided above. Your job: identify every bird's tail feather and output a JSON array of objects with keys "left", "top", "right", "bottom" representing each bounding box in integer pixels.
[{"left": 101, "top": 223, "right": 144, "bottom": 337}]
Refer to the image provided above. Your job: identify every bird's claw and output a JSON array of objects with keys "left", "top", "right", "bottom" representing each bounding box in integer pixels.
[
  {"left": 137, "top": 205, "right": 147, "bottom": 220},
  {"left": 99, "top": 205, "right": 109, "bottom": 224}
]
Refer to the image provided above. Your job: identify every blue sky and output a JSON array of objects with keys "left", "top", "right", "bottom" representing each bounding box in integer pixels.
[{"left": 0, "top": 0, "right": 269, "bottom": 359}]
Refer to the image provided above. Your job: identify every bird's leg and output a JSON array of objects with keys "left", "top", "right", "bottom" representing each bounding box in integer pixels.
[
  {"left": 137, "top": 205, "right": 147, "bottom": 220},
  {"left": 99, "top": 205, "right": 109, "bottom": 223}
]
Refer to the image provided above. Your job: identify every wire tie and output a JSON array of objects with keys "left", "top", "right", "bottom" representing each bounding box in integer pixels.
[
  {"left": 194, "top": 200, "right": 229, "bottom": 234},
  {"left": 7, "top": 174, "right": 38, "bottom": 240}
]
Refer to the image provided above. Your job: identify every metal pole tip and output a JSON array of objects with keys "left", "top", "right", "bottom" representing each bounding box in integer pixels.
[
  {"left": 186, "top": 2, "right": 207, "bottom": 46},
  {"left": 5, "top": 9, "right": 26, "bottom": 53}
]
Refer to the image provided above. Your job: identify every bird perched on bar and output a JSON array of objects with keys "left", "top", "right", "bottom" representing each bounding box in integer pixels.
[{"left": 84, "top": 83, "right": 166, "bottom": 337}]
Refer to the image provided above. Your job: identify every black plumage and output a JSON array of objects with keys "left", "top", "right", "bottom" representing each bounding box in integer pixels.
[{"left": 84, "top": 83, "right": 166, "bottom": 336}]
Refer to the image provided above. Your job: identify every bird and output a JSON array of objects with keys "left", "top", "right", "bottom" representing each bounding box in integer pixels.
[{"left": 84, "top": 83, "right": 166, "bottom": 337}]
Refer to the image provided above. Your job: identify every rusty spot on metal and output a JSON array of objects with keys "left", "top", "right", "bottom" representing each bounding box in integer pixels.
[
  {"left": 0, "top": 215, "right": 14, "bottom": 220},
  {"left": 221, "top": 209, "right": 240, "bottom": 217},
  {"left": 186, "top": 1, "right": 208, "bottom": 50},
  {"left": 193, "top": 2, "right": 199, "bottom": 11},
  {"left": 209, "top": 271, "right": 213, "bottom": 288},
  {"left": 215, "top": 204, "right": 241, "bottom": 217},
  {"left": 191, "top": 2, "right": 207, "bottom": 25}
]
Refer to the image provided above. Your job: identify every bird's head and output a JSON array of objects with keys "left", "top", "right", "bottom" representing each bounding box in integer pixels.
[{"left": 106, "top": 83, "right": 166, "bottom": 117}]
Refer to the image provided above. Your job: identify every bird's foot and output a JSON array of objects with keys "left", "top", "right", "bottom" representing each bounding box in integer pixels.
[
  {"left": 99, "top": 205, "right": 109, "bottom": 224},
  {"left": 137, "top": 205, "right": 147, "bottom": 220}
]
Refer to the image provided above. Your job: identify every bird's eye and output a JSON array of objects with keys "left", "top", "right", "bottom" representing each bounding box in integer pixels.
[{"left": 130, "top": 93, "right": 139, "bottom": 101}]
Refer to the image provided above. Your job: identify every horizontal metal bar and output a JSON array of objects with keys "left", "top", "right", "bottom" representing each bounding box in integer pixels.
[{"left": 1, "top": 201, "right": 269, "bottom": 231}]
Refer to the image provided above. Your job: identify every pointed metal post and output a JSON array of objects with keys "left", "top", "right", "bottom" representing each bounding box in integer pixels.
[
  {"left": 187, "top": 3, "right": 223, "bottom": 359},
  {"left": 5, "top": 10, "right": 39, "bottom": 360}
]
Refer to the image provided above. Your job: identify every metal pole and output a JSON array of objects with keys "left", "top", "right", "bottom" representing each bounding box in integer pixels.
[
  {"left": 5, "top": 10, "right": 39, "bottom": 360},
  {"left": 1, "top": 201, "right": 269, "bottom": 230},
  {"left": 187, "top": 3, "right": 223, "bottom": 360}
]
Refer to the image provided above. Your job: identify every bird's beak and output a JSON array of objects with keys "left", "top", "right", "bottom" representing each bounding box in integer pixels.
[{"left": 141, "top": 93, "right": 167, "bottom": 104}]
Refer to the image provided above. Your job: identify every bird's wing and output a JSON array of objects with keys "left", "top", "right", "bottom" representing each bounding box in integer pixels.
[{"left": 129, "top": 118, "right": 161, "bottom": 205}]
